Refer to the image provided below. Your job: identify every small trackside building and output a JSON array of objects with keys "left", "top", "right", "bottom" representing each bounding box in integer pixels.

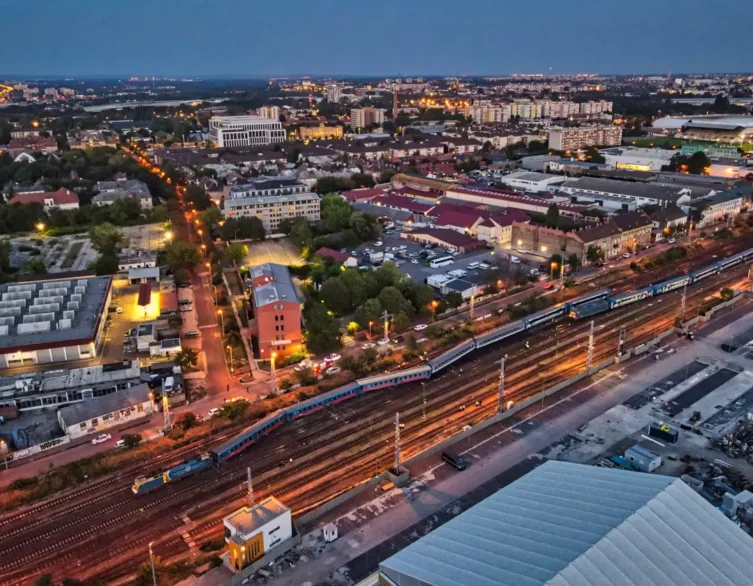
[
  {"left": 250, "top": 263, "right": 303, "bottom": 361},
  {"left": 402, "top": 228, "right": 486, "bottom": 253},
  {"left": 57, "top": 382, "right": 153, "bottom": 439},
  {"left": 224, "top": 496, "right": 292, "bottom": 571}
]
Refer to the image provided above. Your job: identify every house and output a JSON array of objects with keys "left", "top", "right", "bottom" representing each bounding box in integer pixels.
[
  {"left": 250, "top": 263, "right": 303, "bottom": 360},
  {"left": 650, "top": 205, "right": 688, "bottom": 241},
  {"left": 692, "top": 190, "right": 745, "bottom": 228},
  {"left": 93, "top": 179, "right": 153, "bottom": 209},
  {"left": 575, "top": 221, "right": 623, "bottom": 262},
  {"left": 13, "top": 152, "right": 36, "bottom": 164},
  {"left": 402, "top": 228, "right": 486, "bottom": 253},
  {"left": 352, "top": 201, "right": 417, "bottom": 227},
  {"left": 611, "top": 211, "right": 654, "bottom": 251},
  {"left": 6, "top": 135, "right": 58, "bottom": 156},
  {"left": 7, "top": 187, "right": 79, "bottom": 210},
  {"left": 341, "top": 187, "right": 385, "bottom": 203},
  {"left": 315, "top": 247, "right": 357, "bottom": 267},
  {"left": 441, "top": 279, "right": 480, "bottom": 300}
]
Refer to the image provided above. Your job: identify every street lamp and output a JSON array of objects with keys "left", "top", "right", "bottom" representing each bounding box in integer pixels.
[
  {"left": 164, "top": 230, "right": 173, "bottom": 242},
  {"left": 368, "top": 321, "right": 373, "bottom": 340},
  {"left": 430, "top": 300, "right": 439, "bottom": 322},
  {"left": 0, "top": 439, "right": 7, "bottom": 470},
  {"left": 271, "top": 352, "right": 278, "bottom": 392},
  {"left": 35, "top": 222, "right": 45, "bottom": 232},
  {"left": 148, "top": 541, "right": 157, "bottom": 586},
  {"left": 227, "top": 344, "right": 234, "bottom": 374},
  {"left": 217, "top": 309, "right": 224, "bottom": 334}
]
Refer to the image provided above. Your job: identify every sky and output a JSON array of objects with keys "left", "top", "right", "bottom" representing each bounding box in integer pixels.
[{"left": 1, "top": 0, "right": 750, "bottom": 78}]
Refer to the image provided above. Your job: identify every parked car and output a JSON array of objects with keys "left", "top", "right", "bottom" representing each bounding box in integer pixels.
[
  {"left": 411, "top": 259, "right": 419, "bottom": 264},
  {"left": 114, "top": 439, "right": 126, "bottom": 449},
  {"left": 91, "top": 433, "right": 111, "bottom": 445},
  {"left": 326, "top": 366, "right": 341, "bottom": 375},
  {"left": 184, "top": 330, "right": 200, "bottom": 338},
  {"left": 208, "top": 408, "right": 221, "bottom": 417},
  {"left": 510, "top": 256, "right": 521, "bottom": 264},
  {"left": 622, "top": 252, "right": 632, "bottom": 258},
  {"left": 377, "top": 338, "right": 390, "bottom": 346},
  {"left": 374, "top": 240, "right": 383, "bottom": 247},
  {"left": 362, "top": 342, "right": 376, "bottom": 349},
  {"left": 324, "top": 353, "right": 341, "bottom": 363},
  {"left": 668, "top": 238, "right": 676, "bottom": 244},
  {"left": 414, "top": 324, "right": 428, "bottom": 331},
  {"left": 180, "top": 305, "right": 193, "bottom": 312}
]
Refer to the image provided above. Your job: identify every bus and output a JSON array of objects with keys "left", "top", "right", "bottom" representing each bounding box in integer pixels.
[{"left": 429, "top": 256, "right": 454, "bottom": 268}]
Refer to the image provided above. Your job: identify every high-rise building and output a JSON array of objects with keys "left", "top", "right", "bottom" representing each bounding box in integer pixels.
[
  {"left": 256, "top": 106, "right": 281, "bottom": 120},
  {"left": 466, "top": 100, "right": 510, "bottom": 123},
  {"left": 548, "top": 125, "right": 623, "bottom": 151},
  {"left": 580, "top": 100, "right": 613, "bottom": 115},
  {"left": 326, "top": 84, "right": 342, "bottom": 103},
  {"left": 350, "top": 107, "right": 386, "bottom": 130},
  {"left": 208, "top": 115, "right": 286, "bottom": 148}
]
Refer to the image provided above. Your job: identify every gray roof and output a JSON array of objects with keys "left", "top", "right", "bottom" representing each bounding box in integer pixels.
[
  {"left": 58, "top": 382, "right": 151, "bottom": 426},
  {"left": 561, "top": 177, "right": 686, "bottom": 202},
  {"left": 223, "top": 192, "right": 318, "bottom": 209},
  {"left": 96, "top": 179, "right": 152, "bottom": 199},
  {"left": 251, "top": 263, "right": 299, "bottom": 308},
  {"left": 0, "top": 275, "right": 112, "bottom": 352},
  {"left": 225, "top": 497, "right": 289, "bottom": 539},
  {"left": 353, "top": 201, "right": 415, "bottom": 222},
  {"left": 379, "top": 460, "right": 753, "bottom": 586}
]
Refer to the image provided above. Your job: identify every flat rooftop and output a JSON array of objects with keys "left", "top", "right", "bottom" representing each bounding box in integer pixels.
[
  {"left": 225, "top": 496, "right": 289, "bottom": 539},
  {"left": 0, "top": 275, "right": 111, "bottom": 353}
]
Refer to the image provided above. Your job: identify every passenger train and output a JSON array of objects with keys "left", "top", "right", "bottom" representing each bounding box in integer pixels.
[{"left": 133, "top": 246, "right": 753, "bottom": 495}]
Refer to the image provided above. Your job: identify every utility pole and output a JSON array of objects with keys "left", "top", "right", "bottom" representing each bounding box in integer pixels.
[
  {"left": 148, "top": 541, "right": 158, "bottom": 586},
  {"left": 162, "top": 394, "right": 170, "bottom": 432},
  {"left": 469, "top": 294, "right": 475, "bottom": 321},
  {"left": 383, "top": 310, "right": 390, "bottom": 343},
  {"left": 497, "top": 356, "right": 506, "bottom": 412},
  {"left": 680, "top": 283, "right": 687, "bottom": 321},
  {"left": 394, "top": 412, "right": 401, "bottom": 473},
  {"left": 421, "top": 382, "right": 426, "bottom": 419},
  {"left": 618, "top": 328, "right": 627, "bottom": 357},
  {"left": 586, "top": 320, "right": 595, "bottom": 372},
  {"left": 247, "top": 466, "right": 255, "bottom": 508}
]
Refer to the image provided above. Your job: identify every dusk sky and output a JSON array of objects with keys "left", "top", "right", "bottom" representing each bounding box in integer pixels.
[{"left": 1, "top": 0, "right": 750, "bottom": 77}]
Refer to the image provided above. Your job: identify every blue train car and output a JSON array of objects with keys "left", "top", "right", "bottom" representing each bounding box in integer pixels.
[
  {"left": 652, "top": 274, "right": 692, "bottom": 295},
  {"left": 522, "top": 304, "right": 568, "bottom": 329},
  {"left": 566, "top": 289, "right": 612, "bottom": 310},
  {"left": 474, "top": 322, "right": 525, "bottom": 349},
  {"left": 427, "top": 339, "right": 476, "bottom": 374},
  {"left": 742, "top": 247, "right": 753, "bottom": 262},
  {"left": 165, "top": 453, "right": 212, "bottom": 482},
  {"left": 569, "top": 299, "right": 609, "bottom": 320},
  {"left": 609, "top": 288, "right": 652, "bottom": 309},
  {"left": 691, "top": 264, "right": 720, "bottom": 282},
  {"left": 210, "top": 410, "right": 286, "bottom": 463},
  {"left": 358, "top": 365, "right": 431, "bottom": 391},
  {"left": 720, "top": 251, "right": 745, "bottom": 269},
  {"left": 132, "top": 474, "right": 165, "bottom": 495},
  {"left": 286, "top": 381, "right": 362, "bottom": 420}
]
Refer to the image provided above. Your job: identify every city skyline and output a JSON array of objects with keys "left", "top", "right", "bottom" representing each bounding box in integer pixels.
[{"left": 1, "top": 0, "right": 750, "bottom": 77}]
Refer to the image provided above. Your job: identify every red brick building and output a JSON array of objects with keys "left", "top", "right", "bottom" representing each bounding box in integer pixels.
[{"left": 250, "top": 263, "right": 303, "bottom": 361}]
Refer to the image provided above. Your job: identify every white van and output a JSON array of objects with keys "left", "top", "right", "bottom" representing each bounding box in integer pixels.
[
  {"left": 163, "top": 376, "right": 174, "bottom": 393},
  {"left": 467, "top": 262, "right": 480, "bottom": 270},
  {"left": 510, "top": 256, "right": 521, "bottom": 264},
  {"left": 478, "top": 262, "right": 490, "bottom": 270}
]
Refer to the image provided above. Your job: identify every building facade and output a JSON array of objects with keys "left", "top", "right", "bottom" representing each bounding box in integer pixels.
[
  {"left": 222, "top": 178, "right": 320, "bottom": 235},
  {"left": 350, "top": 107, "right": 386, "bottom": 131},
  {"left": 548, "top": 125, "right": 623, "bottom": 151},
  {"left": 225, "top": 497, "right": 292, "bottom": 571},
  {"left": 250, "top": 263, "right": 303, "bottom": 360},
  {"left": 256, "top": 106, "right": 281, "bottom": 120},
  {"left": 299, "top": 123, "right": 344, "bottom": 140},
  {"left": 209, "top": 115, "right": 286, "bottom": 148}
]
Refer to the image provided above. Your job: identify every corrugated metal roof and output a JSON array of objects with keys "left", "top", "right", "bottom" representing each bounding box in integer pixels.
[
  {"left": 58, "top": 383, "right": 151, "bottom": 426},
  {"left": 379, "top": 461, "right": 753, "bottom": 586}
]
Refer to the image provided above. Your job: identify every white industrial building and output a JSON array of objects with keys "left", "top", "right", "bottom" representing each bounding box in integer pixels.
[
  {"left": 498, "top": 171, "right": 566, "bottom": 194},
  {"left": 57, "top": 382, "right": 153, "bottom": 440},
  {"left": 379, "top": 460, "right": 753, "bottom": 586},
  {"left": 600, "top": 146, "right": 676, "bottom": 172},
  {"left": 225, "top": 496, "right": 292, "bottom": 571},
  {"left": 209, "top": 115, "right": 286, "bottom": 148}
]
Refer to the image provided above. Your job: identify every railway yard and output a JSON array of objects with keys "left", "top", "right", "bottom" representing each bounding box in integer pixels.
[{"left": 2, "top": 239, "right": 753, "bottom": 585}]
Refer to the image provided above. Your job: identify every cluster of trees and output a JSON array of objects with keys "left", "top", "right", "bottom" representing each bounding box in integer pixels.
[
  {"left": 88, "top": 222, "right": 126, "bottom": 275},
  {"left": 664, "top": 151, "right": 711, "bottom": 175},
  {"left": 314, "top": 172, "right": 376, "bottom": 194},
  {"left": 219, "top": 216, "right": 265, "bottom": 242}
]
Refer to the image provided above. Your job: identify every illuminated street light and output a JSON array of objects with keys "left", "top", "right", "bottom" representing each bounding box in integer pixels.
[
  {"left": 164, "top": 231, "right": 173, "bottom": 241},
  {"left": 36, "top": 222, "right": 45, "bottom": 232}
]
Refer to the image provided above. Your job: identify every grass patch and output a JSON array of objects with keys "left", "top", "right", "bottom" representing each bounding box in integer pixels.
[{"left": 61, "top": 240, "right": 85, "bottom": 269}]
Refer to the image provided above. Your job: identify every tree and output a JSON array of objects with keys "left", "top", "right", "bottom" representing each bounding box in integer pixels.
[
  {"left": 688, "top": 151, "right": 711, "bottom": 175},
  {"left": 378, "top": 170, "right": 396, "bottom": 184},
  {"left": 545, "top": 204, "right": 560, "bottom": 229},
  {"left": 176, "top": 348, "right": 199, "bottom": 371},
  {"left": 200, "top": 206, "right": 223, "bottom": 227},
  {"left": 379, "top": 286, "right": 414, "bottom": 316},
  {"left": 340, "top": 270, "right": 368, "bottom": 307},
  {"left": 354, "top": 298, "right": 383, "bottom": 329},
  {"left": 411, "top": 284, "right": 435, "bottom": 314},
  {"left": 567, "top": 253, "right": 581, "bottom": 272},
  {"left": 94, "top": 253, "right": 118, "bottom": 275},
  {"left": 351, "top": 172, "right": 375, "bottom": 188},
  {"left": 0, "top": 239, "right": 9, "bottom": 271},
  {"left": 174, "top": 412, "right": 197, "bottom": 431},
  {"left": 185, "top": 184, "right": 212, "bottom": 210},
  {"left": 165, "top": 240, "right": 201, "bottom": 273},
  {"left": 278, "top": 218, "right": 294, "bottom": 235},
  {"left": 167, "top": 314, "right": 183, "bottom": 329},
  {"left": 720, "top": 287, "right": 734, "bottom": 301},
  {"left": 89, "top": 222, "right": 124, "bottom": 255},
  {"left": 392, "top": 312, "right": 412, "bottom": 333},
  {"left": 320, "top": 278, "right": 352, "bottom": 314},
  {"left": 586, "top": 245, "right": 604, "bottom": 265},
  {"left": 227, "top": 242, "right": 248, "bottom": 265},
  {"left": 289, "top": 217, "right": 312, "bottom": 250},
  {"left": 286, "top": 148, "right": 301, "bottom": 164},
  {"left": 303, "top": 304, "right": 342, "bottom": 354},
  {"left": 152, "top": 204, "right": 169, "bottom": 223},
  {"left": 24, "top": 257, "right": 47, "bottom": 274},
  {"left": 320, "top": 193, "right": 353, "bottom": 233},
  {"left": 584, "top": 146, "right": 606, "bottom": 163},
  {"left": 349, "top": 211, "right": 381, "bottom": 242},
  {"left": 34, "top": 575, "right": 54, "bottom": 586},
  {"left": 548, "top": 253, "right": 564, "bottom": 279}
]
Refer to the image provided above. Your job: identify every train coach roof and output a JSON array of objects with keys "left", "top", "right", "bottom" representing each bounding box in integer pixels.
[
  {"left": 211, "top": 409, "right": 285, "bottom": 455},
  {"left": 357, "top": 365, "right": 431, "bottom": 386}
]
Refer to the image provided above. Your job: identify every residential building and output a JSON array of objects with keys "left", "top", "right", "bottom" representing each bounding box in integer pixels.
[
  {"left": 466, "top": 100, "right": 511, "bottom": 123},
  {"left": 68, "top": 130, "right": 119, "bottom": 150},
  {"left": 57, "top": 382, "right": 153, "bottom": 440},
  {"left": 693, "top": 190, "right": 745, "bottom": 228},
  {"left": 441, "top": 137, "right": 483, "bottom": 155},
  {"left": 612, "top": 210, "right": 654, "bottom": 251},
  {"left": 256, "top": 106, "right": 281, "bottom": 120},
  {"left": 401, "top": 228, "right": 486, "bottom": 253},
  {"left": 6, "top": 135, "right": 58, "bottom": 156},
  {"left": 7, "top": 187, "right": 79, "bottom": 210},
  {"left": 579, "top": 100, "right": 613, "bottom": 114},
  {"left": 379, "top": 461, "right": 753, "bottom": 586},
  {"left": 0, "top": 360, "right": 142, "bottom": 411},
  {"left": 548, "top": 125, "right": 623, "bottom": 151},
  {"left": 559, "top": 176, "right": 692, "bottom": 207},
  {"left": 93, "top": 179, "right": 153, "bottom": 209},
  {"left": 314, "top": 248, "right": 357, "bottom": 267},
  {"left": 340, "top": 187, "right": 386, "bottom": 203},
  {"left": 225, "top": 497, "right": 292, "bottom": 571},
  {"left": 511, "top": 101, "right": 539, "bottom": 119},
  {"left": 250, "top": 263, "right": 302, "bottom": 360},
  {"left": 650, "top": 205, "right": 688, "bottom": 240},
  {"left": 299, "top": 123, "right": 343, "bottom": 140},
  {"left": 446, "top": 186, "right": 588, "bottom": 219},
  {"left": 353, "top": 201, "right": 417, "bottom": 227},
  {"left": 350, "top": 107, "right": 386, "bottom": 131},
  {"left": 326, "top": 84, "right": 342, "bottom": 103},
  {"left": 222, "top": 178, "right": 320, "bottom": 235},
  {"left": 498, "top": 171, "right": 566, "bottom": 194},
  {"left": 600, "top": 146, "right": 675, "bottom": 172},
  {"left": 208, "top": 115, "right": 286, "bottom": 148},
  {"left": 0, "top": 274, "right": 113, "bottom": 370}
]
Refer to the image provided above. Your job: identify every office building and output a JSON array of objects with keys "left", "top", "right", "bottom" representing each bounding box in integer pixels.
[
  {"left": 379, "top": 461, "right": 753, "bottom": 586},
  {"left": 208, "top": 115, "right": 286, "bottom": 148},
  {"left": 350, "top": 107, "right": 386, "bottom": 130},
  {"left": 222, "top": 177, "right": 320, "bottom": 235},
  {"left": 250, "top": 263, "right": 302, "bottom": 360},
  {"left": 256, "top": 106, "right": 281, "bottom": 120},
  {"left": 0, "top": 274, "right": 112, "bottom": 370},
  {"left": 548, "top": 125, "right": 623, "bottom": 151}
]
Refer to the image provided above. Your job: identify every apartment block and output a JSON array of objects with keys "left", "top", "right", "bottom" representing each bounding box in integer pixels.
[
  {"left": 209, "top": 115, "right": 286, "bottom": 148},
  {"left": 548, "top": 125, "right": 623, "bottom": 151},
  {"left": 256, "top": 106, "right": 281, "bottom": 120},
  {"left": 250, "top": 264, "right": 303, "bottom": 360},
  {"left": 221, "top": 178, "right": 320, "bottom": 236},
  {"left": 350, "top": 107, "right": 386, "bottom": 130}
]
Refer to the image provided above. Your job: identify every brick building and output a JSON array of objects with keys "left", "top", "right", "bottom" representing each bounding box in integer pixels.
[
  {"left": 612, "top": 211, "right": 653, "bottom": 251},
  {"left": 250, "top": 264, "right": 302, "bottom": 360}
]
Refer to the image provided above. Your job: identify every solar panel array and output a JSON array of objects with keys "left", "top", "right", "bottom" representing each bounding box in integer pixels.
[{"left": 0, "top": 280, "right": 88, "bottom": 337}]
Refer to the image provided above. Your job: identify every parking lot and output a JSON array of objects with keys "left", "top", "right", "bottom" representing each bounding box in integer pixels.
[
  {"left": 350, "top": 231, "right": 545, "bottom": 286},
  {"left": 120, "top": 223, "right": 169, "bottom": 254},
  {"left": 244, "top": 239, "right": 303, "bottom": 268}
]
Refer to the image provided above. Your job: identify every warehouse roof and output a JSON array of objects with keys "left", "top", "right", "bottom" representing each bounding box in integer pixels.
[
  {"left": 379, "top": 460, "right": 753, "bottom": 586},
  {"left": 561, "top": 177, "right": 688, "bottom": 202},
  {"left": 58, "top": 383, "right": 151, "bottom": 426}
]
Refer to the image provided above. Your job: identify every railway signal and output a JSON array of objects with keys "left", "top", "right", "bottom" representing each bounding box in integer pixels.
[
  {"left": 680, "top": 283, "right": 687, "bottom": 321},
  {"left": 394, "top": 412, "right": 402, "bottom": 473},
  {"left": 618, "top": 328, "right": 627, "bottom": 356},
  {"left": 497, "top": 357, "right": 506, "bottom": 412},
  {"left": 247, "top": 467, "right": 255, "bottom": 508},
  {"left": 586, "top": 320, "right": 595, "bottom": 371}
]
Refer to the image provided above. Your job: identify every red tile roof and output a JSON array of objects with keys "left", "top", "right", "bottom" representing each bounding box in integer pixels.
[
  {"left": 341, "top": 187, "right": 385, "bottom": 202},
  {"left": 8, "top": 187, "right": 79, "bottom": 206},
  {"left": 315, "top": 247, "right": 351, "bottom": 263},
  {"left": 407, "top": 228, "right": 485, "bottom": 250},
  {"left": 372, "top": 194, "right": 435, "bottom": 215}
]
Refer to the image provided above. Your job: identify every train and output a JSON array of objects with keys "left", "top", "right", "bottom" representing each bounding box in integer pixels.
[
  {"left": 133, "top": 245, "right": 753, "bottom": 495},
  {"left": 132, "top": 453, "right": 212, "bottom": 495}
]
